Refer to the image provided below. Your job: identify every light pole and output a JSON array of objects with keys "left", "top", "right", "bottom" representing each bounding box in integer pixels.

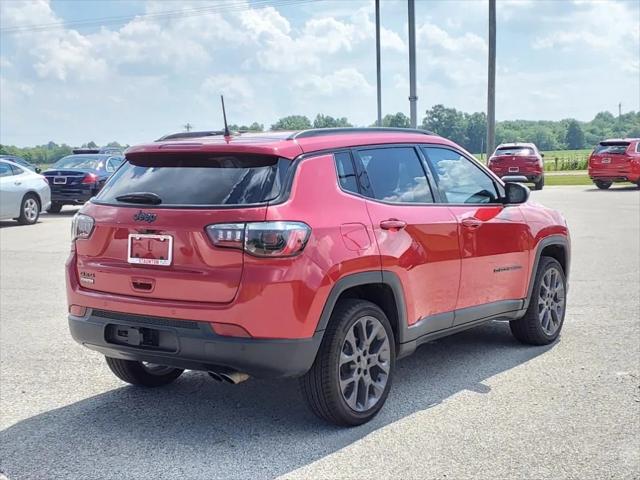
[
  {"left": 375, "top": 0, "right": 382, "bottom": 127},
  {"left": 487, "top": 0, "right": 496, "bottom": 157},
  {"left": 408, "top": 0, "right": 417, "bottom": 128}
]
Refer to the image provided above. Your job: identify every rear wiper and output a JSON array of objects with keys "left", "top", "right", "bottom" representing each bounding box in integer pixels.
[{"left": 115, "top": 192, "right": 162, "bottom": 205}]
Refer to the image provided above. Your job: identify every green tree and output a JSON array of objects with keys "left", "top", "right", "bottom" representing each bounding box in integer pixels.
[
  {"left": 271, "top": 115, "right": 312, "bottom": 131},
  {"left": 381, "top": 112, "right": 410, "bottom": 128},
  {"left": 421, "top": 104, "right": 467, "bottom": 145},
  {"left": 313, "top": 114, "right": 352, "bottom": 128},
  {"left": 565, "top": 120, "right": 585, "bottom": 149},
  {"left": 248, "top": 122, "right": 264, "bottom": 132}
]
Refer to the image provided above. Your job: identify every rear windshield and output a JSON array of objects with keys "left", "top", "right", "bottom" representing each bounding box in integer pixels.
[
  {"left": 594, "top": 143, "right": 629, "bottom": 154},
  {"left": 95, "top": 154, "right": 290, "bottom": 206},
  {"left": 53, "top": 155, "right": 102, "bottom": 170},
  {"left": 495, "top": 147, "right": 534, "bottom": 156}
]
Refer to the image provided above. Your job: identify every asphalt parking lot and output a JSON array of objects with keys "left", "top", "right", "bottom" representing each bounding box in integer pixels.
[{"left": 1, "top": 185, "right": 638, "bottom": 480}]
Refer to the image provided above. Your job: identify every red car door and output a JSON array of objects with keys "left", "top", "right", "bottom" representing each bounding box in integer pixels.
[
  {"left": 421, "top": 146, "right": 531, "bottom": 325},
  {"left": 352, "top": 146, "right": 461, "bottom": 332}
]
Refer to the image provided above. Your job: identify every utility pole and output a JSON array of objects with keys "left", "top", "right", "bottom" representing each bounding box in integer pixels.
[
  {"left": 408, "top": 0, "right": 417, "bottom": 128},
  {"left": 618, "top": 102, "right": 622, "bottom": 117},
  {"left": 183, "top": 123, "right": 193, "bottom": 132},
  {"left": 375, "top": 0, "right": 382, "bottom": 127},
  {"left": 486, "top": 0, "right": 496, "bottom": 157}
]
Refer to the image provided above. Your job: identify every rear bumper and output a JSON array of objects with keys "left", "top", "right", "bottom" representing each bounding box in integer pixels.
[
  {"left": 51, "top": 189, "right": 98, "bottom": 204},
  {"left": 68, "top": 309, "right": 322, "bottom": 378},
  {"left": 589, "top": 165, "right": 640, "bottom": 183},
  {"left": 494, "top": 171, "right": 543, "bottom": 182}
]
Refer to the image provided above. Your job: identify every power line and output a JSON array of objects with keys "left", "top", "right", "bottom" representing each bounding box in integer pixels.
[{"left": 0, "top": 0, "right": 319, "bottom": 35}]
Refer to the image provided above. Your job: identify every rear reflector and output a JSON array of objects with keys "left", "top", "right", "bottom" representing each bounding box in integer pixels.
[{"left": 211, "top": 323, "right": 251, "bottom": 338}]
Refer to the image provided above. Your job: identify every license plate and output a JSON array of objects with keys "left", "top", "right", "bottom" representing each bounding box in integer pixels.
[
  {"left": 601, "top": 158, "right": 611, "bottom": 164},
  {"left": 508, "top": 167, "right": 520, "bottom": 172},
  {"left": 127, "top": 234, "right": 173, "bottom": 266},
  {"left": 53, "top": 177, "right": 67, "bottom": 184}
]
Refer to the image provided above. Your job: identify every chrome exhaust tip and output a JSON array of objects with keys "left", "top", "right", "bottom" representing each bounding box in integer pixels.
[{"left": 208, "top": 370, "right": 249, "bottom": 384}]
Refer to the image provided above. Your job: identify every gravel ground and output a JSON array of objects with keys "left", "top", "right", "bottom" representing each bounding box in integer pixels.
[{"left": 1, "top": 185, "right": 639, "bottom": 480}]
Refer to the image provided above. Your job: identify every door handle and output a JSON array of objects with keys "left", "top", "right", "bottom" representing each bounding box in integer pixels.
[
  {"left": 461, "top": 217, "right": 483, "bottom": 229},
  {"left": 380, "top": 219, "right": 407, "bottom": 231},
  {"left": 14, "top": 181, "right": 21, "bottom": 185}
]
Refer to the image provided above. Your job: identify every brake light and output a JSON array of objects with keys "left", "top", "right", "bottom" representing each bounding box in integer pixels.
[
  {"left": 82, "top": 173, "right": 98, "bottom": 184},
  {"left": 205, "top": 221, "right": 311, "bottom": 258},
  {"left": 71, "top": 213, "right": 95, "bottom": 240}
]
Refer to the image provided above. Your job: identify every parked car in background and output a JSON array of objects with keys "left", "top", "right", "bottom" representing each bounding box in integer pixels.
[
  {"left": 0, "top": 159, "right": 51, "bottom": 225},
  {"left": 73, "top": 147, "right": 124, "bottom": 156},
  {"left": 66, "top": 128, "right": 570, "bottom": 426},
  {"left": 43, "top": 154, "right": 124, "bottom": 213},
  {"left": 488, "top": 143, "right": 545, "bottom": 190},
  {"left": 588, "top": 138, "right": 640, "bottom": 189},
  {"left": 0, "top": 154, "right": 41, "bottom": 173}
]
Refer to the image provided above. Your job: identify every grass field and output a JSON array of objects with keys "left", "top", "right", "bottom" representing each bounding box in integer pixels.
[{"left": 544, "top": 173, "right": 592, "bottom": 186}]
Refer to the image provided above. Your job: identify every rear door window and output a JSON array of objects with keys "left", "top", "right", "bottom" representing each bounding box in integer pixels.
[
  {"left": 95, "top": 154, "right": 290, "bottom": 206},
  {"left": 355, "top": 147, "right": 434, "bottom": 203}
]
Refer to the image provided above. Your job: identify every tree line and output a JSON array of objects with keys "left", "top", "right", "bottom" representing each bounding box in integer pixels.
[{"left": 2, "top": 107, "right": 638, "bottom": 164}]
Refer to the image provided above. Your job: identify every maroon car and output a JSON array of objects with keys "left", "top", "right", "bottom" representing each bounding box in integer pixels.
[{"left": 488, "top": 143, "right": 545, "bottom": 190}]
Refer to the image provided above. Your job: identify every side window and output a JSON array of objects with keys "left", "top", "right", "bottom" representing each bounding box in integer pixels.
[
  {"left": 10, "top": 164, "right": 24, "bottom": 175},
  {"left": 0, "top": 162, "right": 13, "bottom": 177},
  {"left": 334, "top": 152, "right": 359, "bottom": 194},
  {"left": 422, "top": 147, "right": 498, "bottom": 204},
  {"left": 357, "top": 147, "right": 434, "bottom": 203},
  {"left": 636, "top": 142, "right": 640, "bottom": 153}
]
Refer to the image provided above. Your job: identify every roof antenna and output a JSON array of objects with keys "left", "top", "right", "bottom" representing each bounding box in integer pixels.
[{"left": 221, "top": 95, "right": 231, "bottom": 137}]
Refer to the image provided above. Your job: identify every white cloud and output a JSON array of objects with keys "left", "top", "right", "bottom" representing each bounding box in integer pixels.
[
  {"left": 294, "top": 68, "right": 374, "bottom": 96},
  {"left": 201, "top": 74, "right": 255, "bottom": 109}
]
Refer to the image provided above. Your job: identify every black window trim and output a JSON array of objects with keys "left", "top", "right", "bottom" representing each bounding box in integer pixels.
[{"left": 420, "top": 145, "right": 506, "bottom": 206}]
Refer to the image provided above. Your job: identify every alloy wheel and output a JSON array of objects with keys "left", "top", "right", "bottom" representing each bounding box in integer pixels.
[
  {"left": 538, "top": 267, "right": 565, "bottom": 335},
  {"left": 338, "top": 315, "right": 391, "bottom": 412},
  {"left": 23, "top": 198, "right": 39, "bottom": 222}
]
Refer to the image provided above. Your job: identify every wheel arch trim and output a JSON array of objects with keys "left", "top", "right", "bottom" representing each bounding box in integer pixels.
[{"left": 524, "top": 234, "right": 570, "bottom": 309}]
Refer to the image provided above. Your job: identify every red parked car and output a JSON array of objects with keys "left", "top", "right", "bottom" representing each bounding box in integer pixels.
[
  {"left": 588, "top": 138, "right": 640, "bottom": 189},
  {"left": 488, "top": 143, "right": 545, "bottom": 190},
  {"left": 67, "top": 128, "right": 570, "bottom": 426}
]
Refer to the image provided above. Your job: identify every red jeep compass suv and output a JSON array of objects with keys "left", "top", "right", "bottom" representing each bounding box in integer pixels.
[
  {"left": 67, "top": 128, "right": 570, "bottom": 426},
  {"left": 488, "top": 142, "right": 545, "bottom": 190},
  {"left": 588, "top": 138, "right": 640, "bottom": 189}
]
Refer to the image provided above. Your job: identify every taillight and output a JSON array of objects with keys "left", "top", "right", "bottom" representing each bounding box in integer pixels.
[
  {"left": 205, "top": 221, "right": 311, "bottom": 258},
  {"left": 82, "top": 173, "right": 98, "bottom": 184},
  {"left": 71, "top": 213, "right": 95, "bottom": 240}
]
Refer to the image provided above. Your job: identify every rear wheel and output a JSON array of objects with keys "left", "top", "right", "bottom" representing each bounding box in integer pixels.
[
  {"left": 534, "top": 177, "right": 544, "bottom": 191},
  {"left": 17, "top": 193, "right": 40, "bottom": 225},
  {"left": 47, "top": 201, "right": 63, "bottom": 213},
  {"left": 300, "top": 299, "right": 395, "bottom": 426},
  {"left": 510, "top": 257, "right": 567, "bottom": 345},
  {"left": 105, "top": 357, "right": 184, "bottom": 387},
  {"left": 594, "top": 180, "right": 612, "bottom": 190}
]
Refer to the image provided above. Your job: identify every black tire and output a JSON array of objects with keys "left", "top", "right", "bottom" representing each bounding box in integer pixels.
[
  {"left": 533, "top": 178, "right": 544, "bottom": 191},
  {"left": 594, "top": 180, "right": 612, "bottom": 190},
  {"left": 17, "top": 193, "right": 40, "bottom": 225},
  {"left": 105, "top": 357, "right": 184, "bottom": 387},
  {"left": 47, "top": 201, "right": 63, "bottom": 213},
  {"left": 300, "top": 299, "right": 396, "bottom": 426},
  {"left": 510, "top": 257, "right": 567, "bottom": 345}
]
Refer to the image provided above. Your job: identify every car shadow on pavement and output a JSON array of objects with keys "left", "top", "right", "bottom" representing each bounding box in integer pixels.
[
  {"left": 583, "top": 185, "right": 640, "bottom": 192},
  {"left": 0, "top": 321, "right": 555, "bottom": 480}
]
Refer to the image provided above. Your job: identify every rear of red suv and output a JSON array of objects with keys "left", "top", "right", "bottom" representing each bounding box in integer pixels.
[
  {"left": 588, "top": 139, "right": 640, "bottom": 189},
  {"left": 488, "top": 143, "right": 545, "bottom": 190},
  {"left": 67, "top": 129, "right": 570, "bottom": 426}
]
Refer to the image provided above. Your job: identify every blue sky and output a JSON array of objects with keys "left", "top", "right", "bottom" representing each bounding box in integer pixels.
[{"left": 1, "top": 0, "right": 638, "bottom": 146}]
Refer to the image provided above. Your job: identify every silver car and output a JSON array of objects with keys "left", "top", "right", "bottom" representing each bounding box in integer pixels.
[{"left": 0, "top": 159, "right": 51, "bottom": 225}]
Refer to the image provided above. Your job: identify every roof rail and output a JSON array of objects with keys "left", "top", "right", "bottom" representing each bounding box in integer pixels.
[
  {"left": 156, "top": 130, "right": 227, "bottom": 141},
  {"left": 288, "top": 127, "right": 436, "bottom": 140}
]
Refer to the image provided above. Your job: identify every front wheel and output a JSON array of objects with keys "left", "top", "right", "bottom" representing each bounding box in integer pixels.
[
  {"left": 594, "top": 180, "right": 612, "bottom": 190},
  {"left": 300, "top": 299, "right": 395, "bottom": 426},
  {"left": 17, "top": 193, "right": 40, "bottom": 225},
  {"left": 105, "top": 357, "right": 184, "bottom": 387},
  {"left": 510, "top": 257, "right": 567, "bottom": 345}
]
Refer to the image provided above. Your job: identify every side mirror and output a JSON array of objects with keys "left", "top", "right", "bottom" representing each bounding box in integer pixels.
[
  {"left": 35, "top": 167, "right": 42, "bottom": 174},
  {"left": 503, "top": 181, "right": 530, "bottom": 204},
  {"left": 540, "top": 152, "right": 545, "bottom": 158}
]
